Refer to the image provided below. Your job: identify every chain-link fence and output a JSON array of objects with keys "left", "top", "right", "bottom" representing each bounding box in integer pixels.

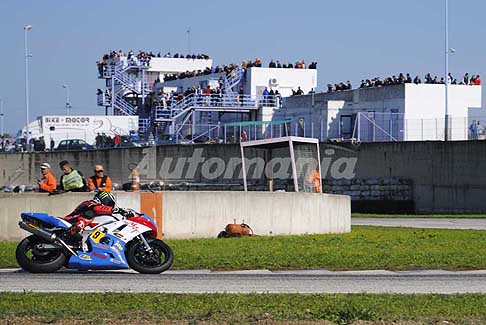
[{"left": 352, "top": 112, "right": 485, "bottom": 142}]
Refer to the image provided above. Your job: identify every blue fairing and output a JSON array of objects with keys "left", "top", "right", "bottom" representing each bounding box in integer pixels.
[
  {"left": 67, "top": 233, "right": 129, "bottom": 270},
  {"left": 21, "top": 212, "right": 69, "bottom": 229}
]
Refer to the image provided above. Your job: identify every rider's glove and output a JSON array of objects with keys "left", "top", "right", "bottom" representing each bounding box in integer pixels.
[
  {"left": 124, "top": 210, "right": 135, "bottom": 219},
  {"left": 112, "top": 207, "right": 134, "bottom": 218}
]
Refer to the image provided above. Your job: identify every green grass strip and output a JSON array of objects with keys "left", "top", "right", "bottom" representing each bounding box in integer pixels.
[
  {"left": 2, "top": 226, "right": 486, "bottom": 270},
  {"left": 1, "top": 292, "right": 486, "bottom": 324}
]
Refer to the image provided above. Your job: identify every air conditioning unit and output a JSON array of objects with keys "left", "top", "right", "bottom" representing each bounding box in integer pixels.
[{"left": 269, "top": 78, "right": 278, "bottom": 86}]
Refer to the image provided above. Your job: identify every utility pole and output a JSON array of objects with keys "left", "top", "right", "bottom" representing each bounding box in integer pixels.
[
  {"left": 187, "top": 27, "right": 191, "bottom": 54},
  {"left": 444, "top": 0, "right": 450, "bottom": 141},
  {"left": 0, "top": 98, "right": 4, "bottom": 140},
  {"left": 62, "top": 84, "right": 71, "bottom": 115},
  {"left": 24, "top": 24, "right": 32, "bottom": 148}
]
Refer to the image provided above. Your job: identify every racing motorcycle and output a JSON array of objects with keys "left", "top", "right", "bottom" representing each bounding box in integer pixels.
[{"left": 16, "top": 209, "right": 174, "bottom": 274}]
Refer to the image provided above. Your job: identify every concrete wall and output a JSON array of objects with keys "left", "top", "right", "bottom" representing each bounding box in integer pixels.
[
  {"left": 0, "top": 146, "right": 146, "bottom": 189},
  {"left": 0, "top": 191, "right": 141, "bottom": 241},
  {"left": 162, "top": 191, "right": 350, "bottom": 239},
  {"left": 348, "top": 141, "right": 486, "bottom": 213},
  {"left": 0, "top": 191, "right": 350, "bottom": 241},
  {"left": 1, "top": 141, "right": 486, "bottom": 213},
  {"left": 246, "top": 67, "right": 317, "bottom": 98},
  {"left": 0, "top": 192, "right": 93, "bottom": 241}
]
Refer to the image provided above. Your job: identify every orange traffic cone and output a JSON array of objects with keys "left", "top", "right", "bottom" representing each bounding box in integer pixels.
[{"left": 131, "top": 167, "right": 140, "bottom": 191}]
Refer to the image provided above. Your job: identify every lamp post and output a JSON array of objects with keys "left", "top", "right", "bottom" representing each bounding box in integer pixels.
[
  {"left": 0, "top": 98, "right": 4, "bottom": 140},
  {"left": 444, "top": 0, "right": 450, "bottom": 141},
  {"left": 187, "top": 27, "right": 191, "bottom": 54},
  {"left": 24, "top": 24, "right": 32, "bottom": 148},
  {"left": 62, "top": 84, "right": 71, "bottom": 115}
]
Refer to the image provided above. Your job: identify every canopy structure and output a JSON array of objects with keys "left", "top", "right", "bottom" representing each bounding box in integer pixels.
[{"left": 240, "top": 136, "right": 322, "bottom": 193}]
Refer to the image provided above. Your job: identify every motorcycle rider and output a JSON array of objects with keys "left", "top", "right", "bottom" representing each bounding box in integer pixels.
[{"left": 64, "top": 191, "right": 134, "bottom": 240}]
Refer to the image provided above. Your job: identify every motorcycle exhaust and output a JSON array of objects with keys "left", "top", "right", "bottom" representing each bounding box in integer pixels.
[
  {"left": 19, "top": 221, "right": 57, "bottom": 242},
  {"left": 19, "top": 221, "right": 78, "bottom": 257}
]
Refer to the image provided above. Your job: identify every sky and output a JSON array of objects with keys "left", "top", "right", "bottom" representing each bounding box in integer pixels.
[{"left": 0, "top": 0, "right": 485, "bottom": 134}]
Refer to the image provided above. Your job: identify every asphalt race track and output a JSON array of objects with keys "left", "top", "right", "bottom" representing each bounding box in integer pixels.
[
  {"left": 3, "top": 218, "right": 486, "bottom": 294},
  {"left": 352, "top": 218, "right": 486, "bottom": 230},
  {"left": 2, "top": 269, "right": 486, "bottom": 294}
]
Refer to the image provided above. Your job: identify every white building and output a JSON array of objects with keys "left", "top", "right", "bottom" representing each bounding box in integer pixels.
[
  {"left": 20, "top": 115, "right": 139, "bottom": 146},
  {"left": 243, "top": 67, "right": 317, "bottom": 98},
  {"left": 156, "top": 66, "right": 317, "bottom": 97},
  {"left": 279, "top": 83, "right": 482, "bottom": 141}
]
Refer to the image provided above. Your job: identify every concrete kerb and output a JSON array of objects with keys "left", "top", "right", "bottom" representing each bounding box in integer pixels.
[{"left": 2, "top": 268, "right": 486, "bottom": 276}]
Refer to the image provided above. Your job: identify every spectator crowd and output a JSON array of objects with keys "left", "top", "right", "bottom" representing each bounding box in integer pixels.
[
  {"left": 2, "top": 160, "right": 116, "bottom": 194},
  {"left": 97, "top": 50, "right": 211, "bottom": 77},
  {"left": 327, "top": 73, "right": 481, "bottom": 93},
  {"left": 469, "top": 120, "right": 485, "bottom": 140},
  {"left": 159, "top": 58, "right": 317, "bottom": 83},
  {"left": 36, "top": 160, "right": 113, "bottom": 194}
]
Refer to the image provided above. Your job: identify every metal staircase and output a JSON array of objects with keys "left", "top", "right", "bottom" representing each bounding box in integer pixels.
[
  {"left": 113, "top": 65, "right": 150, "bottom": 95},
  {"left": 98, "top": 61, "right": 150, "bottom": 116},
  {"left": 224, "top": 67, "right": 244, "bottom": 94},
  {"left": 151, "top": 92, "right": 266, "bottom": 141},
  {"left": 114, "top": 96, "right": 137, "bottom": 115}
]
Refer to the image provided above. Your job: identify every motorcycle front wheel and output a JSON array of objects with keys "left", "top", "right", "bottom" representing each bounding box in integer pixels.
[
  {"left": 16, "top": 235, "right": 66, "bottom": 273},
  {"left": 126, "top": 238, "right": 174, "bottom": 274}
]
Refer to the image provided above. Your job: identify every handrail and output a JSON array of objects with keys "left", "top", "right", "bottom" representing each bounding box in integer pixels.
[
  {"left": 153, "top": 93, "right": 272, "bottom": 122},
  {"left": 114, "top": 96, "right": 137, "bottom": 115},
  {"left": 224, "top": 67, "right": 243, "bottom": 93}
]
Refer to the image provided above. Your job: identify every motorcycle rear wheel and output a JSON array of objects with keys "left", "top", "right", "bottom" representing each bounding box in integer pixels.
[
  {"left": 126, "top": 238, "right": 174, "bottom": 274},
  {"left": 16, "top": 235, "right": 67, "bottom": 273}
]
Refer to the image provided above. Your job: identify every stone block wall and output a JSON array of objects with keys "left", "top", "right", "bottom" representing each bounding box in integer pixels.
[{"left": 323, "top": 177, "right": 412, "bottom": 202}]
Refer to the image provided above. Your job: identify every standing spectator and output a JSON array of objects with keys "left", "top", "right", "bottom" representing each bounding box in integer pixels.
[
  {"left": 306, "top": 169, "right": 321, "bottom": 193},
  {"left": 38, "top": 163, "right": 57, "bottom": 193},
  {"left": 203, "top": 85, "right": 212, "bottom": 105},
  {"left": 95, "top": 133, "right": 102, "bottom": 148},
  {"left": 130, "top": 130, "right": 140, "bottom": 141},
  {"left": 477, "top": 120, "right": 484, "bottom": 139},
  {"left": 269, "top": 88, "right": 275, "bottom": 105},
  {"left": 88, "top": 165, "right": 113, "bottom": 192},
  {"left": 241, "top": 130, "right": 248, "bottom": 142},
  {"left": 114, "top": 133, "right": 121, "bottom": 148},
  {"left": 39, "top": 137, "right": 46, "bottom": 151},
  {"left": 470, "top": 120, "right": 478, "bottom": 140},
  {"left": 262, "top": 87, "right": 269, "bottom": 105},
  {"left": 463, "top": 73, "right": 470, "bottom": 85},
  {"left": 59, "top": 160, "right": 87, "bottom": 192},
  {"left": 275, "top": 90, "right": 282, "bottom": 108},
  {"left": 474, "top": 75, "right": 481, "bottom": 85},
  {"left": 50, "top": 138, "right": 55, "bottom": 151}
]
